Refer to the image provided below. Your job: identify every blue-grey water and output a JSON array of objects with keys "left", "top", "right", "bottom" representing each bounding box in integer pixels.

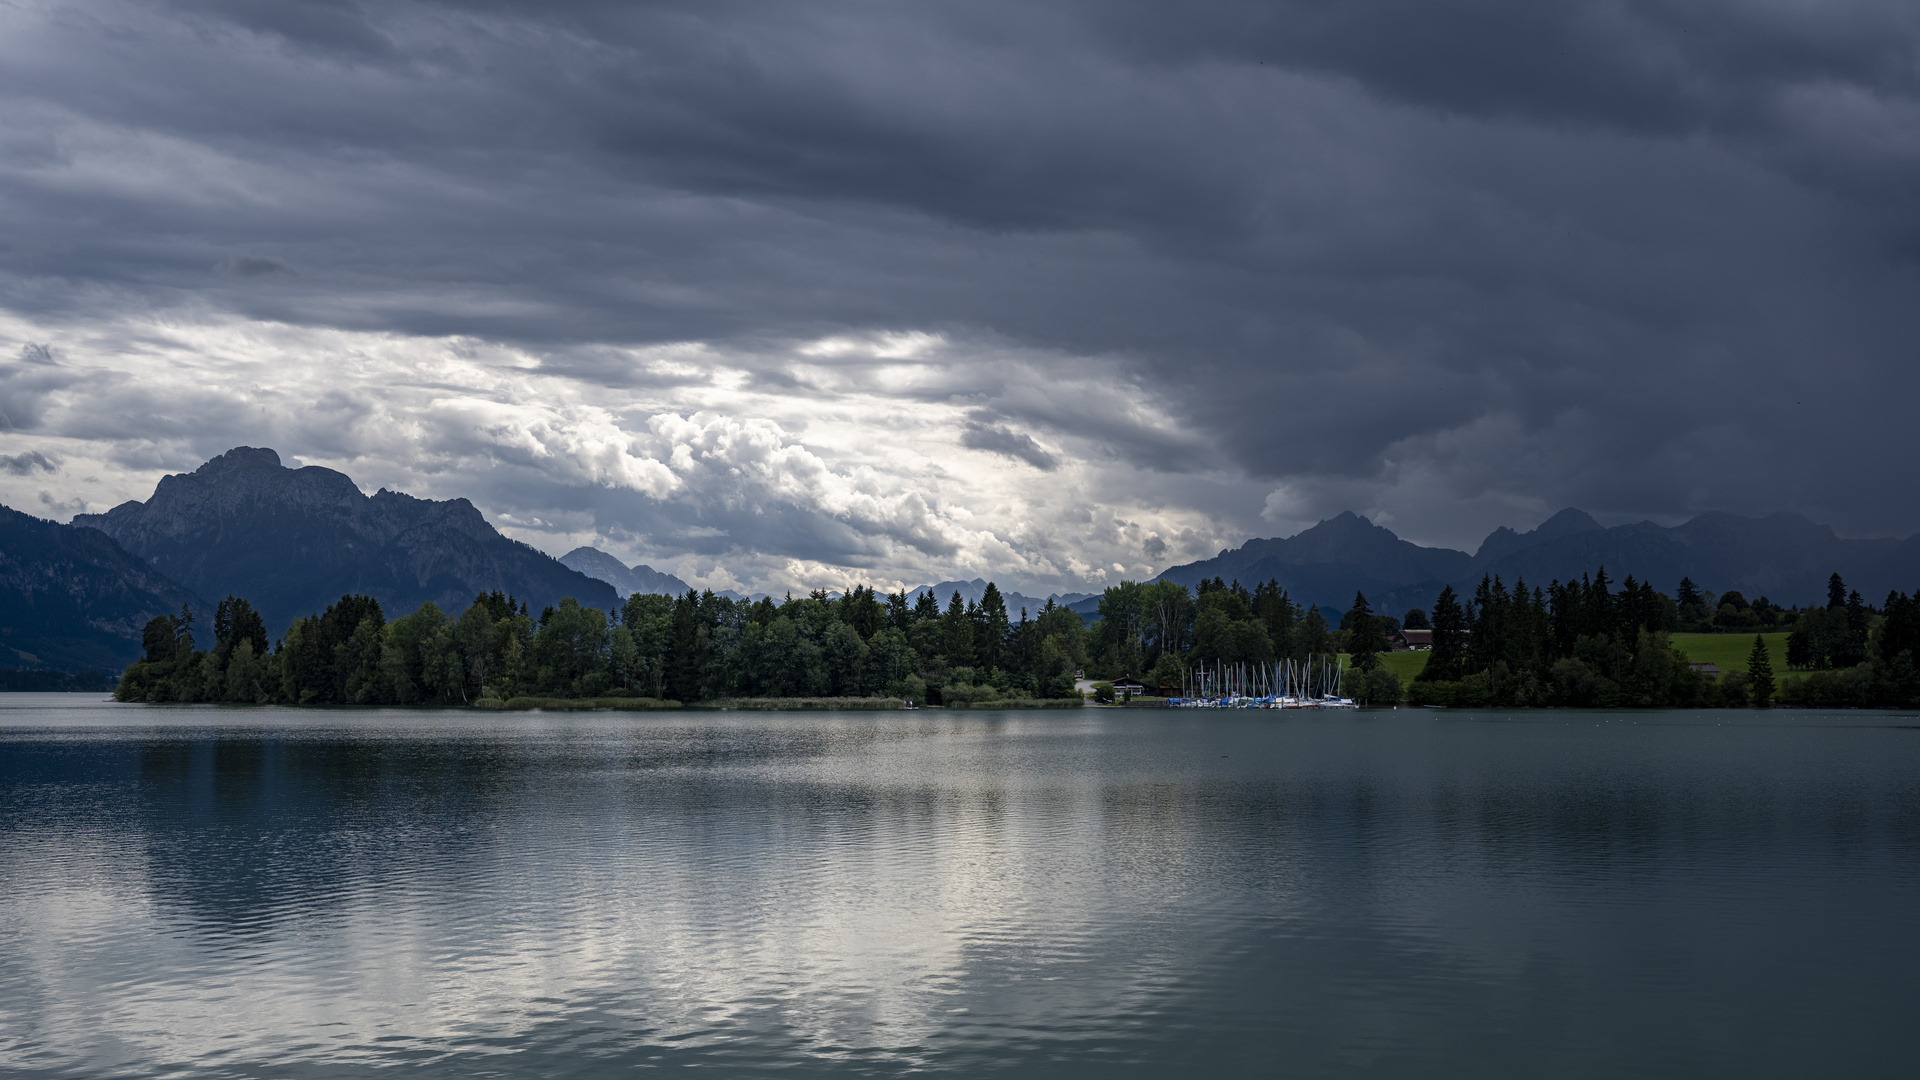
[{"left": 3, "top": 695, "right": 1918, "bottom": 1077}]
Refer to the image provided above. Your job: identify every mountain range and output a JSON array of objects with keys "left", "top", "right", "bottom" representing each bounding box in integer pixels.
[
  {"left": 558, "top": 547, "right": 695, "bottom": 599},
  {"left": 907, "top": 580, "right": 1096, "bottom": 620},
  {"left": 1155, "top": 508, "right": 1920, "bottom": 616},
  {"left": 69, "top": 447, "right": 617, "bottom": 638},
  {"left": 9, "top": 445, "right": 1920, "bottom": 673},
  {"left": 548, "top": 557, "right": 1096, "bottom": 617},
  {"left": 0, "top": 503, "right": 198, "bottom": 671}
]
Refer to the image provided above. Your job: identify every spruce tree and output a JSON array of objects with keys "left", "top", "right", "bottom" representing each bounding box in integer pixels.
[
  {"left": 1838, "top": 589, "right": 1870, "bottom": 667},
  {"left": 1676, "top": 577, "right": 1700, "bottom": 609},
  {"left": 978, "top": 583, "right": 1010, "bottom": 669},
  {"left": 1344, "top": 591, "right": 1385, "bottom": 671},
  {"left": 665, "top": 590, "right": 703, "bottom": 703},
  {"left": 1747, "top": 634, "right": 1774, "bottom": 707},
  {"left": 912, "top": 589, "right": 941, "bottom": 622},
  {"left": 1879, "top": 590, "right": 1920, "bottom": 663},
  {"left": 1421, "top": 585, "right": 1467, "bottom": 682}
]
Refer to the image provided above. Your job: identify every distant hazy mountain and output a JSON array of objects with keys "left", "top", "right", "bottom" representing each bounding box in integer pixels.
[
  {"left": 559, "top": 547, "right": 692, "bottom": 599},
  {"left": 1155, "top": 511, "right": 1474, "bottom": 611},
  {"left": 908, "top": 579, "right": 1095, "bottom": 621},
  {"left": 1470, "top": 508, "right": 1605, "bottom": 565},
  {"left": 73, "top": 447, "right": 618, "bottom": 636},
  {"left": 1, "top": 503, "right": 199, "bottom": 672},
  {"left": 1154, "top": 509, "right": 1920, "bottom": 617},
  {"left": 1452, "top": 511, "right": 1909, "bottom": 613}
]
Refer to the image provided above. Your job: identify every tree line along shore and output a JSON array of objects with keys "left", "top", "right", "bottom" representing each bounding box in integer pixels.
[{"left": 112, "top": 569, "right": 1920, "bottom": 709}]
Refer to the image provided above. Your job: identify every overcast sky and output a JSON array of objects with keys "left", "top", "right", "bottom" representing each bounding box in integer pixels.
[{"left": 2, "top": 0, "right": 1917, "bottom": 596}]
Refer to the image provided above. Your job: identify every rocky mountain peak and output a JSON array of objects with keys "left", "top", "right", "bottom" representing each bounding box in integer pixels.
[
  {"left": 1474, "top": 507, "right": 1603, "bottom": 563},
  {"left": 559, "top": 547, "right": 692, "bottom": 599},
  {"left": 194, "top": 446, "right": 282, "bottom": 473},
  {"left": 72, "top": 447, "right": 616, "bottom": 634}
]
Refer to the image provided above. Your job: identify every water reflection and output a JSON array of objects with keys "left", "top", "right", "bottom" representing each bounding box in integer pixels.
[{"left": 2, "top": 697, "right": 1919, "bottom": 1076}]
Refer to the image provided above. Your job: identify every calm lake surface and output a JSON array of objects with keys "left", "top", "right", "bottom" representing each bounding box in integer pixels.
[{"left": 3, "top": 696, "right": 1918, "bottom": 1077}]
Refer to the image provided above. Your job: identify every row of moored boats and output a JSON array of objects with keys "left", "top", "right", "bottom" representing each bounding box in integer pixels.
[{"left": 1168, "top": 657, "right": 1358, "bottom": 709}]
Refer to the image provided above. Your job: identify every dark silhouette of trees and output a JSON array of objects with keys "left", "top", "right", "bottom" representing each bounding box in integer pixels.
[
  {"left": 1343, "top": 591, "right": 1386, "bottom": 671},
  {"left": 1747, "top": 635, "right": 1774, "bottom": 707},
  {"left": 1422, "top": 586, "right": 1468, "bottom": 682}
]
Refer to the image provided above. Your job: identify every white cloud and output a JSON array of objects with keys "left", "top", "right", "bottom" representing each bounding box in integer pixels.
[{"left": 0, "top": 309, "right": 1247, "bottom": 595}]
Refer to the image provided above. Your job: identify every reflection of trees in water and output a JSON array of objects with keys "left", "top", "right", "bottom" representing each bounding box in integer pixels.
[
  {"left": 116, "top": 721, "right": 895, "bottom": 938},
  {"left": 130, "top": 733, "right": 534, "bottom": 936},
  {"left": 1093, "top": 756, "right": 1906, "bottom": 902},
  {"left": 10, "top": 714, "right": 1920, "bottom": 1073}
]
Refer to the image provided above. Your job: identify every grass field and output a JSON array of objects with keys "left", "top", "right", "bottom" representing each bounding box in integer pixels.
[
  {"left": 1375, "top": 650, "right": 1429, "bottom": 683},
  {"left": 1332, "top": 651, "right": 1429, "bottom": 683},
  {"left": 1343, "top": 635, "right": 1784, "bottom": 683},
  {"left": 1669, "top": 632, "right": 1789, "bottom": 676}
]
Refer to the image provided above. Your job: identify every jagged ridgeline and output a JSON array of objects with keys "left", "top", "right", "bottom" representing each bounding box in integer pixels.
[
  {"left": 73, "top": 447, "right": 617, "bottom": 638},
  {"left": 1154, "top": 509, "right": 1920, "bottom": 616}
]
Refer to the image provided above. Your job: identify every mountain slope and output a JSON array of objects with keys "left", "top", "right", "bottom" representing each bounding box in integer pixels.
[
  {"left": 0, "top": 503, "right": 200, "bottom": 671},
  {"left": 559, "top": 547, "right": 692, "bottom": 598},
  {"left": 1156, "top": 512, "right": 1472, "bottom": 607},
  {"left": 1470, "top": 508, "right": 1604, "bottom": 566},
  {"left": 1156, "top": 509, "right": 1920, "bottom": 616},
  {"left": 73, "top": 447, "right": 617, "bottom": 635},
  {"left": 908, "top": 579, "right": 1095, "bottom": 620}
]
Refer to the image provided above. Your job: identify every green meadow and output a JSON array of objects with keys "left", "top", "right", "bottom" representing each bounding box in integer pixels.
[
  {"left": 1668, "top": 632, "right": 1789, "bottom": 676},
  {"left": 1347, "top": 633, "right": 1788, "bottom": 685},
  {"left": 1375, "top": 650, "right": 1429, "bottom": 683}
]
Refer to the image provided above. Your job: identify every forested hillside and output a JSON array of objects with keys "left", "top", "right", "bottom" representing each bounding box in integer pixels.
[{"left": 0, "top": 503, "right": 200, "bottom": 671}]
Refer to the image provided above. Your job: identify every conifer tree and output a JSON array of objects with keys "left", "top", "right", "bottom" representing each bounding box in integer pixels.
[
  {"left": 912, "top": 589, "right": 941, "bottom": 622},
  {"left": 1676, "top": 577, "right": 1700, "bottom": 609},
  {"left": 1747, "top": 634, "right": 1774, "bottom": 707},
  {"left": 1420, "top": 585, "right": 1467, "bottom": 682},
  {"left": 1344, "top": 591, "right": 1385, "bottom": 671},
  {"left": 665, "top": 590, "right": 703, "bottom": 703},
  {"left": 1844, "top": 589, "right": 1870, "bottom": 664},
  {"left": 1878, "top": 590, "right": 1920, "bottom": 663},
  {"left": 942, "top": 591, "right": 975, "bottom": 667}
]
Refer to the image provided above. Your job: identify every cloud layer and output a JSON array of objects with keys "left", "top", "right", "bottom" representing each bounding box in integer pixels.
[{"left": 3, "top": 0, "right": 1918, "bottom": 591}]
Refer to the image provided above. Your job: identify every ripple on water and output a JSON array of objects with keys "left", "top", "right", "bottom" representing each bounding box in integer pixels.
[{"left": 3, "top": 702, "right": 1920, "bottom": 1076}]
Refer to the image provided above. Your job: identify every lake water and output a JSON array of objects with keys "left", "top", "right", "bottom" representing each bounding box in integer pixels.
[{"left": 3, "top": 695, "right": 1918, "bottom": 1077}]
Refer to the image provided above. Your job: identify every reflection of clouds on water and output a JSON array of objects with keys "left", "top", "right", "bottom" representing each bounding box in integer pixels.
[
  {"left": 0, "top": 706, "right": 1252, "bottom": 1072},
  {"left": 12, "top": 703, "right": 1917, "bottom": 1075}
]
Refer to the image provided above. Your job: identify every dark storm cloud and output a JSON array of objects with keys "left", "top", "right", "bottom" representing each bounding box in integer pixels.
[
  {"left": 0, "top": 344, "right": 77, "bottom": 433},
  {"left": 960, "top": 419, "right": 1058, "bottom": 471},
  {"left": 3, "top": 0, "right": 1919, "bottom": 559},
  {"left": 0, "top": 450, "right": 59, "bottom": 475},
  {"left": 222, "top": 255, "right": 300, "bottom": 279}
]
